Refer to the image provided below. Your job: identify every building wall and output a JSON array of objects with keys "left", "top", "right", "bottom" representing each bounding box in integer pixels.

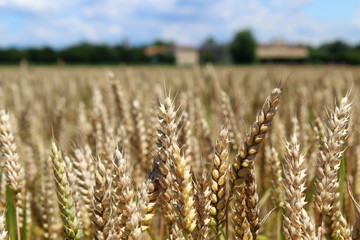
[
  {"left": 256, "top": 45, "right": 308, "bottom": 60},
  {"left": 175, "top": 48, "right": 199, "bottom": 65}
]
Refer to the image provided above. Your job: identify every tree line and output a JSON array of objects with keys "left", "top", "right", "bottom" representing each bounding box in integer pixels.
[
  {"left": 308, "top": 41, "right": 360, "bottom": 64},
  {"left": 0, "top": 43, "right": 150, "bottom": 64},
  {"left": 1, "top": 32, "right": 360, "bottom": 64}
]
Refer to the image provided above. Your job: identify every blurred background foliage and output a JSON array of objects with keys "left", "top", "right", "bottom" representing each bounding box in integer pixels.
[{"left": 1, "top": 30, "right": 360, "bottom": 65}]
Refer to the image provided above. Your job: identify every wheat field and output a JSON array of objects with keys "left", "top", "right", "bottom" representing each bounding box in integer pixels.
[{"left": 0, "top": 65, "right": 359, "bottom": 240}]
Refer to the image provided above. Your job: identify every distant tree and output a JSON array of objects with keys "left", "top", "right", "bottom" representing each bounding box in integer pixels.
[
  {"left": 128, "top": 47, "right": 150, "bottom": 63},
  {"left": 26, "top": 47, "right": 57, "bottom": 63},
  {"left": 89, "top": 45, "right": 117, "bottom": 63},
  {"left": 200, "top": 37, "right": 218, "bottom": 63},
  {"left": 203, "top": 36, "right": 216, "bottom": 45},
  {"left": 60, "top": 43, "right": 93, "bottom": 63},
  {"left": 153, "top": 40, "right": 173, "bottom": 46},
  {"left": 0, "top": 48, "right": 26, "bottom": 64},
  {"left": 319, "top": 40, "right": 350, "bottom": 54},
  {"left": 114, "top": 45, "right": 130, "bottom": 62},
  {"left": 230, "top": 30, "right": 256, "bottom": 63},
  {"left": 308, "top": 40, "right": 360, "bottom": 64}
]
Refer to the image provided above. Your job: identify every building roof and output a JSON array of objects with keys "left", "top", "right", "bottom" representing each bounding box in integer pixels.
[{"left": 144, "top": 45, "right": 174, "bottom": 56}]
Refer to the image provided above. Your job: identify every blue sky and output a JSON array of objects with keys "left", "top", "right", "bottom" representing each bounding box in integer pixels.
[{"left": 0, "top": 0, "right": 359, "bottom": 48}]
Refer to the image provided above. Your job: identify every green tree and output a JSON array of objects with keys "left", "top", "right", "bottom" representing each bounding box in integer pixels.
[
  {"left": 26, "top": 47, "right": 57, "bottom": 63},
  {"left": 230, "top": 30, "right": 256, "bottom": 63}
]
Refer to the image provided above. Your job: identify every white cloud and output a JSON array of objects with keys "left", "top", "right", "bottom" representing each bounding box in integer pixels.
[
  {"left": 354, "top": 8, "right": 360, "bottom": 27},
  {"left": 0, "top": 0, "right": 359, "bottom": 47},
  {"left": 0, "top": 0, "right": 70, "bottom": 13},
  {"left": 270, "top": 0, "right": 314, "bottom": 10},
  {"left": 108, "top": 26, "right": 122, "bottom": 35},
  {"left": 160, "top": 22, "right": 213, "bottom": 45}
]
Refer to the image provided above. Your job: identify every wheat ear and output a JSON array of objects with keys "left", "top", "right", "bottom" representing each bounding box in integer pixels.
[
  {"left": 112, "top": 149, "right": 137, "bottom": 237},
  {"left": 194, "top": 174, "right": 211, "bottom": 240},
  {"left": 283, "top": 133, "right": 315, "bottom": 240},
  {"left": 230, "top": 87, "right": 282, "bottom": 185},
  {"left": 51, "top": 142, "right": 83, "bottom": 240},
  {"left": 232, "top": 181, "right": 253, "bottom": 240},
  {"left": 138, "top": 180, "right": 157, "bottom": 232},
  {"left": 244, "top": 162, "right": 260, "bottom": 238},
  {"left": 40, "top": 157, "right": 61, "bottom": 240},
  {"left": 109, "top": 75, "right": 133, "bottom": 134},
  {"left": 194, "top": 98, "right": 214, "bottom": 169},
  {"left": 132, "top": 100, "right": 150, "bottom": 174},
  {"left": 151, "top": 97, "right": 178, "bottom": 226},
  {"left": 313, "top": 95, "right": 351, "bottom": 239},
  {"left": 171, "top": 142, "right": 197, "bottom": 236},
  {"left": 220, "top": 91, "right": 241, "bottom": 149},
  {"left": 73, "top": 148, "right": 94, "bottom": 238},
  {"left": 265, "top": 146, "right": 283, "bottom": 208},
  {"left": 92, "top": 157, "right": 111, "bottom": 240},
  {"left": 210, "top": 128, "right": 229, "bottom": 238},
  {"left": 230, "top": 88, "right": 282, "bottom": 239},
  {"left": 0, "top": 110, "right": 25, "bottom": 239}
]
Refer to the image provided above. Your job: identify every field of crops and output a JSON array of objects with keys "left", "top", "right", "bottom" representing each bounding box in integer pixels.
[{"left": 0, "top": 65, "right": 359, "bottom": 240}]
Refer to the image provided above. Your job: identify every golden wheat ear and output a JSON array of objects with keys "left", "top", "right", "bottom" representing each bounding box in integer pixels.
[
  {"left": 209, "top": 128, "right": 229, "bottom": 238},
  {"left": 313, "top": 95, "right": 351, "bottom": 239},
  {"left": 92, "top": 156, "right": 111, "bottom": 240},
  {"left": 231, "top": 87, "right": 282, "bottom": 240},
  {"left": 283, "top": 132, "right": 315, "bottom": 240},
  {"left": 150, "top": 96, "right": 179, "bottom": 229},
  {"left": 0, "top": 110, "right": 25, "bottom": 240}
]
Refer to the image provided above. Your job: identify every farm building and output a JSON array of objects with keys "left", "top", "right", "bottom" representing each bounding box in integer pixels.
[
  {"left": 174, "top": 47, "right": 199, "bottom": 65},
  {"left": 144, "top": 45, "right": 174, "bottom": 56},
  {"left": 256, "top": 40, "right": 309, "bottom": 62}
]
